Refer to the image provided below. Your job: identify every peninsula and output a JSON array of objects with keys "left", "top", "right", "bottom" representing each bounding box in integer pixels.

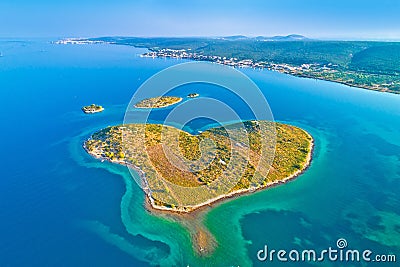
[
  {"left": 134, "top": 96, "right": 183, "bottom": 108},
  {"left": 84, "top": 120, "right": 313, "bottom": 212},
  {"left": 68, "top": 36, "right": 400, "bottom": 94},
  {"left": 82, "top": 104, "right": 104, "bottom": 114}
]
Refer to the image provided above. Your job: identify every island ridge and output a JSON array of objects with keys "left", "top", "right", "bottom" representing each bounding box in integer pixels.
[{"left": 134, "top": 96, "right": 183, "bottom": 108}]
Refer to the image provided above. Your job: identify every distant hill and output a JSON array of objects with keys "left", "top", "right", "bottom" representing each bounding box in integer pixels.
[
  {"left": 268, "top": 34, "right": 309, "bottom": 41},
  {"left": 220, "top": 35, "right": 249, "bottom": 41},
  {"left": 220, "top": 34, "right": 309, "bottom": 41},
  {"left": 350, "top": 44, "right": 400, "bottom": 74}
]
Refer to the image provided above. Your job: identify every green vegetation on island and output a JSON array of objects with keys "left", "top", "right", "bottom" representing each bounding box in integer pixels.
[
  {"left": 86, "top": 36, "right": 400, "bottom": 94},
  {"left": 134, "top": 96, "right": 183, "bottom": 108},
  {"left": 84, "top": 120, "right": 313, "bottom": 212},
  {"left": 81, "top": 104, "right": 104, "bottom": 114}
]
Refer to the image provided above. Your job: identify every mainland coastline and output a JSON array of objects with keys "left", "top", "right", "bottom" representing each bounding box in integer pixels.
[{"left": 56, "top": 38, "right": 400, "bottom": 94}]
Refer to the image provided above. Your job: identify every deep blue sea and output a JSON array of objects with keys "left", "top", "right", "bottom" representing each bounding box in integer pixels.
[{"left": 0, "top": 39, "right": 399, "bottom": 266}]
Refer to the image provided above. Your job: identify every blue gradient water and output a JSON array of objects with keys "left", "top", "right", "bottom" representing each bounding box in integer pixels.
[{"left": 0, "top": 39, "right": 399, "bottom": 266}]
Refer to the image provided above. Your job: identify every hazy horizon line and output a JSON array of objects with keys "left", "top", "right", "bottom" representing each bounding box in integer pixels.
[{"left": 1, "top": 34, "right": 400, "bottom": 42}]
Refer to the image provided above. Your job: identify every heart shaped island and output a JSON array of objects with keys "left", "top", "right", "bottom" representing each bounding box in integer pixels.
[{"left": 84, "top": 120, "right": 313, "bottom": 213}]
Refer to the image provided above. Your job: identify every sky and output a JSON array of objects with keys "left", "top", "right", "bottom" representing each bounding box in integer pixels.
[{"left": 0, "top": 0, "right": 399, "bottom": 40}]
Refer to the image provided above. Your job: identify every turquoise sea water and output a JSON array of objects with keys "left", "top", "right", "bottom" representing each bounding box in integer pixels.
[{"left": 0, "top": 39, "right": 399, "bottom": 266}]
